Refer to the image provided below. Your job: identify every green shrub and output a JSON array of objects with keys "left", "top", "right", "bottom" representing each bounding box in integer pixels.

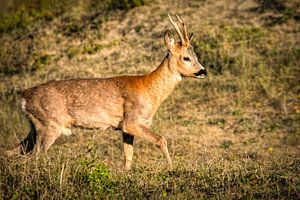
[{"left": 76, "top": 160, "right": 115, "bottom": 196}]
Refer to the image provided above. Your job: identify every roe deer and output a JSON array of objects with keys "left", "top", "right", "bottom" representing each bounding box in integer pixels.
[{"left": 7, "top": 14, "right": 207, "bottom": 170}]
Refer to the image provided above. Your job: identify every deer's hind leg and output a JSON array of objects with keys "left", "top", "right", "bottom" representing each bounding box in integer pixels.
[
  {"left": 32, "top": 123, "right": 63, "bottom": 155},
  {"left": 6, "top": 120, "right": 62, "bottom": 157}
]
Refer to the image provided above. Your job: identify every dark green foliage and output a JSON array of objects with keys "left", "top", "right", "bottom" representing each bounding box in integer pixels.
[
  {"left": 83, "top": 44, "right": 104, "bottom": 55},
  {"left": 89, "top": 0, "right": 145, "bottom": 12},
  {"left": 252, "top": 0, "right": 300, "bottom": 25},
  {"left": 31, "top": 55, "right": 51, "bottom": 72},
  {"left": 0, "top": 0, "right": 145, "bottom": 34},
  {"left": 63, "top": 22, "right": 84, "bottom": 37},
  {"left": 0, "top": 0, "right": 75, "bottom": 34},
  {"left": 75, "top": 160, "right": 115, "bottom": 196},
  {"left": 109, "top": 0, "right": 145, "bottom": 10},
  {"left": 220, "top": 140, "right": 233, "bottom": 149}
]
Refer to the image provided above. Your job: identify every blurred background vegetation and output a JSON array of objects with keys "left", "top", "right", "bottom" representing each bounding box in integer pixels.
[
  {"left": 0, "top": 0, "right": 145, "bottom": 34},
  {"left": 0, "top": 0, "right": 299, "bottom": 199}
]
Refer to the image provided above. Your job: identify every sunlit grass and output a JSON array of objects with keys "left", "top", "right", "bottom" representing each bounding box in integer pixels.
[{"left": 0, "top": 0, "right": 299, "bottom": 199}]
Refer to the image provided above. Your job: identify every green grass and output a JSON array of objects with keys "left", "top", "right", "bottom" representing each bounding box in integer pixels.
[
  {"left": 0, "top": 0, "right": 299, "bottom": 199},
  {"left": 1, "top": 150, "right": 299, "bottom": 199}
]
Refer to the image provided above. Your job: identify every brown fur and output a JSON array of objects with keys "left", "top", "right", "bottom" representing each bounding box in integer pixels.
[{"left": 7, "top": 14, "right": 207, "bottom": 170}]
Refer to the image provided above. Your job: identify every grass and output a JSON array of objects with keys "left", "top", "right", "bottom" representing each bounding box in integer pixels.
[
  {"left": 0, "top": 0, "right": 299, "bottom": 199},
  {"left": 1, "top": 152, "right": 299, "bottom": 199}
]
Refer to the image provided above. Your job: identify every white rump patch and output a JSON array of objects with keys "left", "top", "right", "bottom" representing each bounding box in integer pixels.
[{"left": 21, "top": 98, "right": 26, "bottom": 113}]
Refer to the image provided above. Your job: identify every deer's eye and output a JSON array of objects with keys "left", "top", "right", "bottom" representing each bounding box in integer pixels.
[{"left": 183, "top": 57, "right": 191, "bottom": 61}]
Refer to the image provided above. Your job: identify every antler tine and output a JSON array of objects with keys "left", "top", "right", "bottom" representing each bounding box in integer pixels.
[
  {"left": 176, "top": 14, "right": 189, "bottom": 42},
  {"left": 168, "top": 13, "right": 184, "bottom": 43},
  {"left": 175, "top": 14, "right": 183, "bottom": 23}
]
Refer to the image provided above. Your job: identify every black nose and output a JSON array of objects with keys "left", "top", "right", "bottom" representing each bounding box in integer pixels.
[{"left": 194, "top": 68, "right": 207, "bottom": 77}]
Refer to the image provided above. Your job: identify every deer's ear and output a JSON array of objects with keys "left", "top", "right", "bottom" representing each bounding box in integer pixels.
[{"left": 164, "top": 30, "right": 175, "bottom": 51}]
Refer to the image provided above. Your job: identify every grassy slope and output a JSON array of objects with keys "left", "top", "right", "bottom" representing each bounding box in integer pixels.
[{"left": 0, "top": 0, "right": 299, "bottom": 199}]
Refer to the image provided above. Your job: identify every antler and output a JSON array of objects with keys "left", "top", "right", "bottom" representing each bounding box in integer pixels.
[
  {"left": 175, "top": 14, "right": 189, "bottom": 42},
  {"left": 168, "top": 13, "right": 184, "bottom": 43},
  {"left": 168, "top": 13, "right": 189, "bottom": 45}
]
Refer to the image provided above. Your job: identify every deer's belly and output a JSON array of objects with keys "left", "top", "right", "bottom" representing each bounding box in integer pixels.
[{"left": 69, "top": 107, "right": 123, "bottom": 130}]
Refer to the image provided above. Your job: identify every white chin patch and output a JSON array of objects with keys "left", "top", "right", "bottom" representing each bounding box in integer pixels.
[{"left": 196, "top": 75, "right": 206, "bottom": 79}]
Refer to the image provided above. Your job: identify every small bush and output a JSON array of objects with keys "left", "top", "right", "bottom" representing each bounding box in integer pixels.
[{"left": 76, "top": 160, "right": 115, "bottom": 196}]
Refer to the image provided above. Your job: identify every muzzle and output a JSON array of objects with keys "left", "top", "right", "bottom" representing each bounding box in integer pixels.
[{"left": 194, "top": 68, "right": 207, "bottom": 78}]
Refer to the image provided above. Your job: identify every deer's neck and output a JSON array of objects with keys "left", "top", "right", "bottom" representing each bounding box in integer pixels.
[{"left": 141, "top": 55, "right": 182, "bottom": 106}]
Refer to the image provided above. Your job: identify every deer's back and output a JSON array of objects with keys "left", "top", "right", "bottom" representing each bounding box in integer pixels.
[{"left": 22, "top": 78, "right": 125, "bottom": 130}]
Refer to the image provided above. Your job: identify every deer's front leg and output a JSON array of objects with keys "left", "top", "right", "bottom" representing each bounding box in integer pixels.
[
  {"left": 123, "top": 124, "right": 172, "bottom": 169},
  {"left": 122, "top": 132, "right": 134, "bottom": 170}
]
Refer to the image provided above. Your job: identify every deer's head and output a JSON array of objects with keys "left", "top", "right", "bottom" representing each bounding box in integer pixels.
[{"left": 165, "top": 13, "right": 207, "bottom": 79}]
